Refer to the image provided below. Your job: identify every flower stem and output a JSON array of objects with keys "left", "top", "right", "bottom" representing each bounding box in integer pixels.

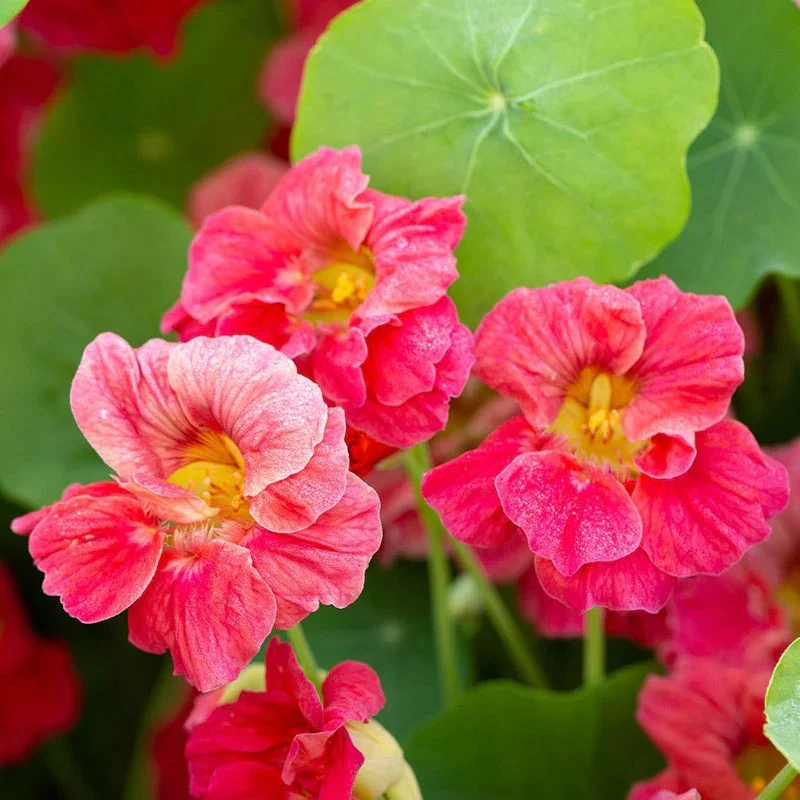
[
  {"left": 405, "top": 443, "right": 461, "bottom": 708},
  {"left": 450, "top": 538, "right": 549, "bottom": 689},
  {"left": 287, "top": 624, "right": 322, "bottom": 691},
  {"left": 583, "top": 606, "right": 606, "bottom": 687},
  {"left": 755, "top": 762, "right": 799, "bottom": 800}
]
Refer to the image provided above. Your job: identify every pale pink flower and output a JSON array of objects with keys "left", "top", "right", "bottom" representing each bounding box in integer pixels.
[{"left": 14, "top": 333, "right": 381, "bottom": 691}]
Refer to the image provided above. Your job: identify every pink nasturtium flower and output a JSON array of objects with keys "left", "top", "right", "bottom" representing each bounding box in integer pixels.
[
  {"left": 633, "top": 657, "right": 799, "bottom": 800},
  {"left": 186, "top": 638, "right": 421, "bottom": 800},
  {"left": 164, "top": 146, "right": 474, "bottom": 448},
  {"left": 13, "top": 333, "right": 381, "bottom": 691},
  {"left": 423, "top": 278, "right": 789, "bottom": 613},
  {"left": 16, "top": 0, "right": 205, "bottom": 56}
]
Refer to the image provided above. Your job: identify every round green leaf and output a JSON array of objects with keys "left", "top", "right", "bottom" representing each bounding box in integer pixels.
[
  {"left": 32, "top": 0, "right": 280, "bottom": 218},
  {"left": 765, "top": 637, "right": 800, "bottom": 772},
  {"left": 0, "top": 196, "right": 192, "bottom": 508},
  {"left": 404, "top": 665, "right": 663, "bottom": 799},
  {"left": 295, "top": 562, "right": 468, "bottom": 741},
  {"left": 293, "top": 0, "right": 718, "bottom": 327},
  {"left": 639, "top": 0, "right": 800, "bottom": 306},
  {"left": 0, "top": 0, "right": 28, "bottom": 26}
]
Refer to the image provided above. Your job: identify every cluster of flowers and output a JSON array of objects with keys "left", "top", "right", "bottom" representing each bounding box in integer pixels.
[{"left": 0, "top": 561, "right": 80, "bottom": 765}]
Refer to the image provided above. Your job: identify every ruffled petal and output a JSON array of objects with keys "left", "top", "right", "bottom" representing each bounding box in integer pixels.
[
  {"left": 183, "top": 206, "right": 297, "bottom": 322},
  {"left": 206, "top": 762, "right": 287, "bottom": 800},
  {"left": 359, "top": 192, "right": 465, "bottom": 317},
  {"left": 121, "top": 472, "right": 217, "bottom": 524},
  {"left": 70, "top": 334, "right": 192, "bottom": 478},
  {"left": 259, "top": 146, "right": 372, "bottom": 259},
  {"left": 216, "top": 301, "right": 316, "bottom": 359},
  {"left": 517, "top": 564, "right": 583, "bottom": 637},
  {"left": 474, "top": 281, "right": 645, "bottom": 427},
  {"left": 635, "top": 420, "right": 789, "bottom": 577},
  {"left": 127, "top": 540, "right": 277, "bottom": 692},
  {"left": 624, "top": 277, "right": 744, "bottom": 445},
  {"left": 248, "top": 408, "right": 349, "bottom": 533},
  {"left": 497, "top": 450, "right": 642, "bottom": 576},
  {"left": 535, "top": 549, "right": 676, "bottom": 613},
  {"left": 28, "top": 492, "right": 162, "bottom": 623},
  {"left": 322, "top": 661, "right": 385, "bottom": 729},
  {"left": 312, "top": 327, "right": 368, "bottom": 407},
  {"left": 246, "top": 474, "right": 381, "bottom": 628},
  {"left": 422, "top": 417, "right": 546, "bottom": 548},
  {"left": 166, "top": 335, "right": 328, "bottom": 496}
]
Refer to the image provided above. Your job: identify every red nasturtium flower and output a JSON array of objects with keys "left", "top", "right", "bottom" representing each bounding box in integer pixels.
[
  {"left": 186, "top": 638, "right": 421, "bottom": 800},
  {"left": 14, "top": 333, "right": 381, "bottom": 691},
  {"left": 423, "top": 277, "right": 789, "bottom": 613},
  {"left": 0, "top": 562, "right": 81, "bottom": 764},
  {"left": 16, "top": 0, "right": 205, "bottom": 56},
  {"left": 164, "top": 146, "right": 474, "bottom": 449}
]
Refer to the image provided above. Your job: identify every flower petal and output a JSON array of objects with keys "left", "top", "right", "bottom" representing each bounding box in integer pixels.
[
  {"left": 121, "top": 472, "right": 217, "bottom": 524},
  {"left": 127, "top": 540, "right": 277, "bottom": 692},
  {"left": 70, "top": 334, "right": 192, "bottom": 479},
  {"left": 322, "top": 661, "right": 385, "bottom": 729},
  {"left": 312, "top": 327, "right": 368, "bottom": 408},
  {"left": 422, "top": 416, "right": 544, "bottom": 549},
  {"left": 624, "top": 277, "right": 744, "bottom": 444},
  {"left": 635, "top": 420, "right": 789, "bottom": 577},
  {"left": 248, "top": 408, "right": 349, "bottom": 533},
  {"left": 497, "top": 450, "right": 642, "bottom": 576},
  {"left": 474, "top": 281, "right": 645, "bottom": 427},
  {"left": 517, "top": 564, "right": 583, "bottom": 638},
  {"left": 167, "top": 335, "right": 328, "bottom": 496},
  {"left": 359, "top": 192, "right": 465, "bottom": 317},
  {"left": 534, "top": 549, "right": 676, "bottom": 613},
  {"left": 216, "top": 301, "right": 316, "bottom": 359},
  {"left": 28, "top": 492, "right": 162, "bottom": 623},
  {"left": 205, "top": 762, "right": 287, "bottom": 800},
  {"left": 259, "top": 146, "right": 372, "bottom": 258},
  {"left": 246, "top": 473, "right": 381, "bottom": 628},
  {"left": 183, "top": 206, "right": 295, "bottom": 322}
]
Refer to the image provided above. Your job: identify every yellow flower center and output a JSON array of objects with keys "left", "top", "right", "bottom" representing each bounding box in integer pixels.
[
  {"left": 737, "top": 744, "right": 800, "bottom": 797},
  {"left": 167, "top": 431, "right": 251, "bottom": 522},
  {"left": 305, "top": 247, "right": 376, "bottom": 324},
  {"left": 549, "top": 367, "right": 644, "bottom": 474}
]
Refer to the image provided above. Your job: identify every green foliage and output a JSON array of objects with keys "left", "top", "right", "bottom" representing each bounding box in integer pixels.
[
  {"left": 0, "top": 196, "right": 192, "bottom": 508},
  {"left": 404, "top": 664, "right": 663, "bottom": 799},
  {"left": 294, "top": 562, "right": 467, "bottom": 741},
  {"left": 293, "top": 0, "right": 718, "bottom": 327},
  {"left": 0, "top": 0, "right": 28, "bottom": 26},
  {"left": 639, "top": 0, "right": 800, "bottom": 306},
  {"left": 764, "top": 637, "right": 800, "bottom": 772},
  {"left": 32, "top": 0, "right": 280, "bottom": 218}
]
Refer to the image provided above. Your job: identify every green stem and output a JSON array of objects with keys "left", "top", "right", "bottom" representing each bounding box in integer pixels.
[
  {"left": 43, "top": 736, "right": 94, "bottom": 800},
  {"left": 583, "top": 606, "right": 606, "bottom": 687},
  {"left": 755, "top": 762, "right": 798, "bottom": 800},
  {"left": 405, "top": 443, "right": 461, "bottom": 708},
  {"left": 777, "top": 274, "right": 800, "bottom": 353},
  {"left": 287, "top": 624, "right": 322, "bottom": 691},
  {"left": 450, "top": 538, "right": 549, "bottom": 689}
]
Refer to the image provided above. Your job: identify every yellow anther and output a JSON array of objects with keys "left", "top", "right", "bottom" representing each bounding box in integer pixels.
[
  {"left": 588, "top": 373, "right": 613, "bottom": 416},
  {"left": 203, "top": 476, "right": 212, "bottom": 488},
  {"left": 201, "top": 490, "right": 212, "bottom": 504},
  {"left": 331, "top": 271, "right": 358, "bottom": 304}
]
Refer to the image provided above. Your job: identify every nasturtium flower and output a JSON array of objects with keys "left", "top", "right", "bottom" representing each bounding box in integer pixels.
[
  {"left": 13, "top": 333, "right": 381, "bottom": 691},
  {"left": 164, "top": 146, "right": 474, "bottom": 448},
  {"left": 186, "top": 638, "right": 421, "bottom": 800},
  {"left": 0, "top": 563, "right": 81, "bottom": 765},
  {"left": 16, "top": 0, "right": 205, "bottom": 56},
  {"left": 634, "top": 657, "right": 799, "bottom": 800},
  {"left": 423, "top": 278, "right": 789, "bottom": 613}
]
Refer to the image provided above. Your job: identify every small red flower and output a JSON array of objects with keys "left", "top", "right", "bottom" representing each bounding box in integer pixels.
[
  {"left": 14, "top": 334, "right": 382, "bottom": 691},
  {"left": 0, "top": 562, "right": 81, "bottom": 765},
  {"left": 165, "top": 146, "right": 474, "bottom": 448},
  {"left": 423, "top": 278, "right": 788, "bottom": 613},
  {"left": 186, "top": 637, "right": 385, "bottom": 799}
]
